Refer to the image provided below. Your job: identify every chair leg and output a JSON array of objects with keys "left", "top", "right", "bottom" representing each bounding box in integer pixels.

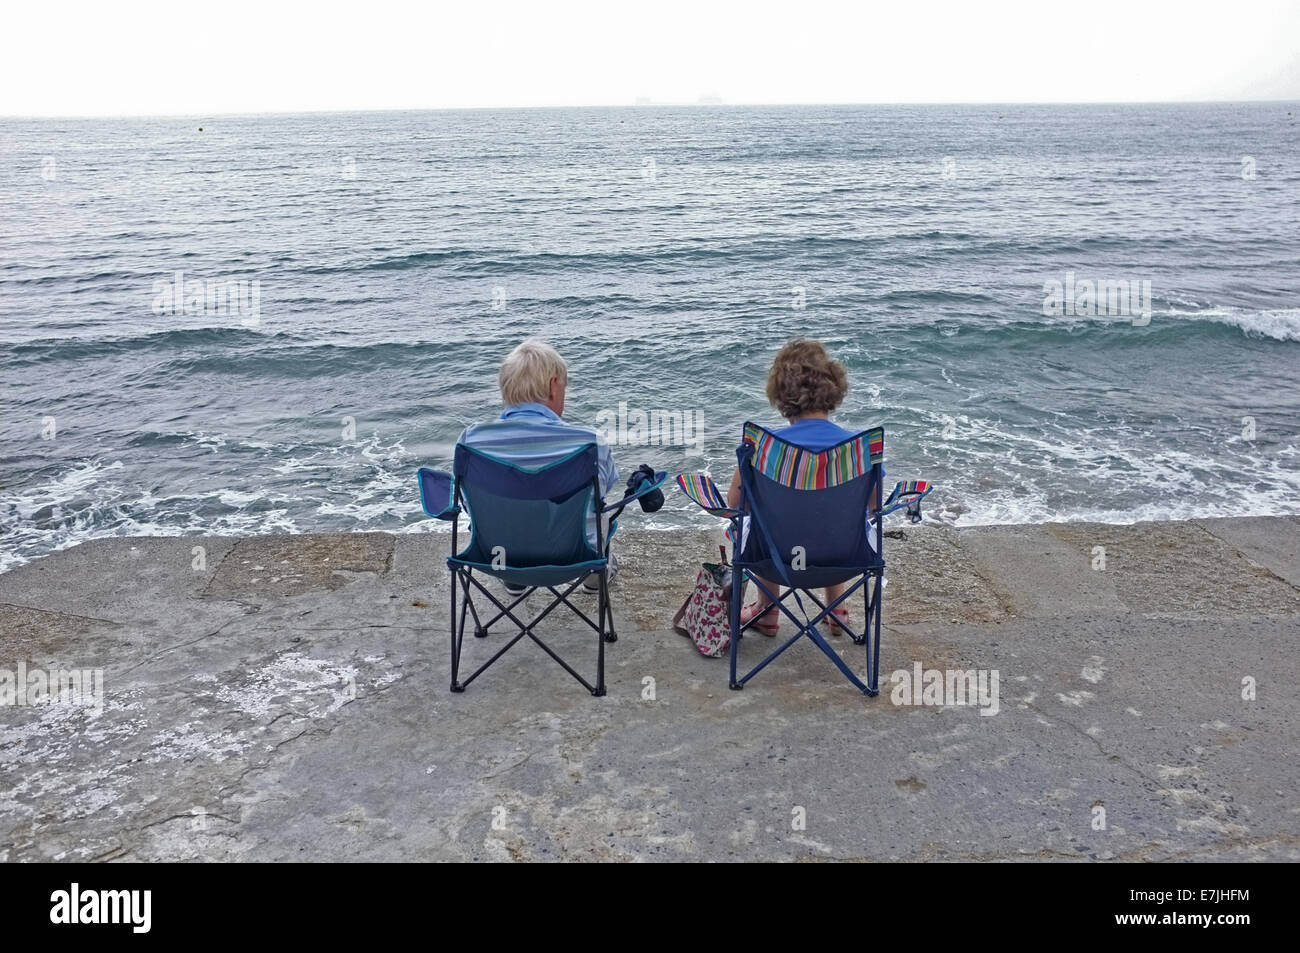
[
  {"left": 804, "top": 621, "right": 872, "bottom": 694},
  {"left": 727, "top": 576, "right": 878, "bottom": 695},
  {"left": 729, "top": 570, "right": 744, "bottom": 689},
  {"left": 603, "top": 575, "right": 618, "bottom": 644},
  {"left": 852, "top": 573, "right": 869, "bottom": 645},
  {"left": 868, "top": 574, "right": 882, "bottom": 695},
  {"left": 450, "top": 569, "right": 465, "bottom": 692},
  {"left": 465, "top": 589, "right": 487, "bottom": 638},
  {"left": 446, "top": 563, "right": 625, "bottom": 697},
  {"left": 594, "top": 571, "right": 608, "bottom": 697}
]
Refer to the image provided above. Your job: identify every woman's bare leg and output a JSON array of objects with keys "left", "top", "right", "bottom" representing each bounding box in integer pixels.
[
  {"left": 824, "top": 581, "right": 850, "bottom": 631},
  {"left": 748, "top": 574, "right": 779, "bottom": 610}
]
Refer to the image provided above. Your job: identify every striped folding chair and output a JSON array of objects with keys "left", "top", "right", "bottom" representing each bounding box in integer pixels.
[
  {"left": 419, "top": 443, "right": 665, "bottom": 696},
  {"left": 677, "top": 422, "right": 931, "bottom": 695}
]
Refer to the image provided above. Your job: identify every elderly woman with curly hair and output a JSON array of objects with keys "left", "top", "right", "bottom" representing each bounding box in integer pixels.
[{"left": 725, "top": 338, "right": 875, "bottom": 636}]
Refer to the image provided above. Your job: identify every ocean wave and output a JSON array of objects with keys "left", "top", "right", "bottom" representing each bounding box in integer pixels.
[
  {"left": 0, "top": 433, "right": 422, "bottom": 573},
  {"left": 5, "top": 415, "right": 1298, "bottom": 574},
  {"left": 5, "top": 304, "right": 1293, "bottom": 382},
  {"left": 283, "top": 231, "right": 1105, "bottom": 278},
  {"left": 3, "top": 325, "right": 288, "bottom": 360},
  {"left": 888, "top": 306, "right": 1300, "bottom": 344},
  {"left": 1157, "top": 307, "right": 1300, "bottom": 342},
  {"left": 1047, "top": 306, "right": 1300, "bottom": 343}
]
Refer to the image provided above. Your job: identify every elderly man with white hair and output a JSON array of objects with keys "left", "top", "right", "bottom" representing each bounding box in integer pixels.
[{"left": 457, "top": 338, "right": 621, "bottom": 595}]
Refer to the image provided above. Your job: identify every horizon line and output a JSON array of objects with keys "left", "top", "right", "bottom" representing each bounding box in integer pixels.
[{"left": 4, "top": 97, "right": 1298, "bottom": 122}]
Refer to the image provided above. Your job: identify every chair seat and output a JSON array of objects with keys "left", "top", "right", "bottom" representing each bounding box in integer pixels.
[
  {"left": 446, "top": 556, "right": 607, "bottom": 588},
  {"left": 735, "top": 560, "right": 882, "bottom": 590}
]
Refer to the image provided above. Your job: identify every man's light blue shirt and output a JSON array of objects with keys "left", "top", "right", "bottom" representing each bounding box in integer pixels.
[{"left": 457, "top": 403, "right": 620, "bottom": 547}]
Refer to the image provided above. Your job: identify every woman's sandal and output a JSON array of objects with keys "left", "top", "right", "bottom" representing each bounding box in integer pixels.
[
  {"left": 740, "top": 601, "right": 780, "bottom": 636},
  {"left": 826, "top": 606, "right": 851, "bottom": 636}
]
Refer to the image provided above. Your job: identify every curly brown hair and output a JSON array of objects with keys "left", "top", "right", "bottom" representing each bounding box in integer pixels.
[{"left": 765, "top": 338, "right": 848, "bottom": 420}]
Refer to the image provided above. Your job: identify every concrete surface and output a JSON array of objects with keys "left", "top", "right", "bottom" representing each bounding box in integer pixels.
[{"left": 1, "top": 516, "right": 1298, "bottom": 862}]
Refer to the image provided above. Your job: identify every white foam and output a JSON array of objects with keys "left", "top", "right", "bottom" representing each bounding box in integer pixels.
[
  {"left": 1159, "top": 306, "right": 1300, "bottom": 342},
  {"left": 5, "top": 410, "right": 1298, "bottom": 574}
]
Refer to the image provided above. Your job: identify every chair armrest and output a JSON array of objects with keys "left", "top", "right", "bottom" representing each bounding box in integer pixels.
[
  {"left": 417, "top": 467, "right": 460, "bottom": 520},
  {"left": 877, "top": 480, "right": 933, "bottom": 520},
  {"left": 675, "top": 472, "right": 743, "bottom": 519}
]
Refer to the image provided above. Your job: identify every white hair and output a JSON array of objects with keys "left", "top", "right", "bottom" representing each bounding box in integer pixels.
[{"left": 499, "top": 338, "right": 568, "bottom": 406}]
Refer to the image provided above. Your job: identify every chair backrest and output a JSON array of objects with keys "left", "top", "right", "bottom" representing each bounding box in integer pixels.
[
  {"left": 737, "top": 422, "right": 884, "bottom": 586},
  {"left": 453, "top": 442, "right": 601, "bottom": 568}
]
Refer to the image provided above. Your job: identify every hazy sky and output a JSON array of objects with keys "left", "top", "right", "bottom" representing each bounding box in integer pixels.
[{"left": 5, "top": 0, "right": 1299, "bottom": 116}]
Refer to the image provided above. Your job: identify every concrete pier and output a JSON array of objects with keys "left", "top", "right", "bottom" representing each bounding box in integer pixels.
[{"left": 1, "top": 517, "right": 1297, "bottom": 861}]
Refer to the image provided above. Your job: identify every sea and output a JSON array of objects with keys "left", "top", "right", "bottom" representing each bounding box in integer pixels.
[{"left": 2, "top": 103, "right": 1298, "bottom": 572}]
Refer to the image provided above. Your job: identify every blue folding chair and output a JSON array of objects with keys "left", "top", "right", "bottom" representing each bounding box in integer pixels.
[
  {"left": 677, "top": 423, "right": 931, "bottom": 695},
  {"left": 419, "top": 443, "right": 664, "bottom": 696}
]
